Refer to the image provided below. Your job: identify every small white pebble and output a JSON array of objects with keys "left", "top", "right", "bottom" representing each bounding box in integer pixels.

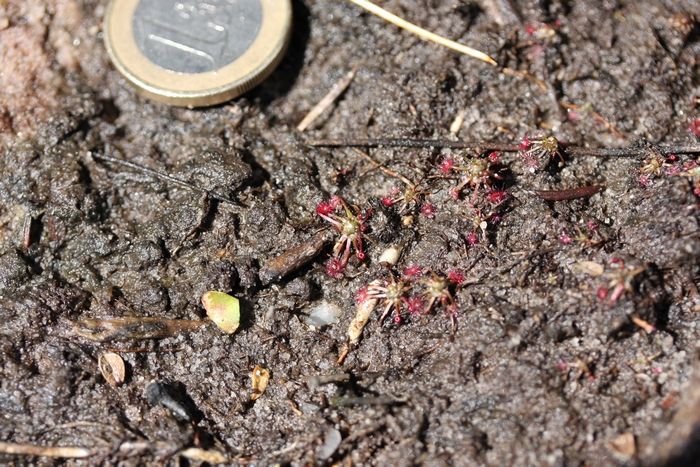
[
  {"left": 378, "top": 245, "right": 401, "bottom": 266},
  {"left": 307, "top": 301, "right": 341, "bottom": 328}
]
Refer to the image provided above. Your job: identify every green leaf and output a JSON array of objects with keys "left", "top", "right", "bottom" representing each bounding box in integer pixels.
[{"left": 202, "top": 291, "right": 240, "bottom": 334}]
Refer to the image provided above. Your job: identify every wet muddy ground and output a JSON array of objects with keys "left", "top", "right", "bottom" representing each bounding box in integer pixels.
[{"left": 1, "top": 0, "right": 700, "bottom": 465}]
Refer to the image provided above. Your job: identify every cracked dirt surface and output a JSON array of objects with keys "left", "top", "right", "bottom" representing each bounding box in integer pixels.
[{"left": 1, "top": 0, "right": 700, "bottom": 465}]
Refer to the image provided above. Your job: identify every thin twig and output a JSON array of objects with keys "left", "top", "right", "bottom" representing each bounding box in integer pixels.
[
  {"left": 308, "top": 138, "right": 700, "bottom": 157},
  {"left": 501, "top": 67, "right": 547, "bottom": 91},
  {"left": 311, "top": 138, "right": 518, "bottom": 151},
  {"left": 105, "top": 347, "right": 184, "bottom": 353},
  {"left": 348, "top": 0, "right": 497, "bottom": 66},
  {"left": 0, "top": 441, "right": 92, "bottom": 458},
  {"left": 91, "top": 153, "right": 241, "bottom": 206},
  {"left": 297, "top": 68, "right": 357, "bottom": 131},
  {"left": 350, "top": 148, "right": 414, "bottom": 185},
  {"left": 562, "top": 102, "right": 625, "bottom": 140},
  {"left": 21, "top": 213, "right": 33, "bottom": 250}
]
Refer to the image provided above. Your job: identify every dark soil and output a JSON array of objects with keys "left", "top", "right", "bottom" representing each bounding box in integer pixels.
[{"left": 1, "top": 0, "right": 700, "bottom": 465}]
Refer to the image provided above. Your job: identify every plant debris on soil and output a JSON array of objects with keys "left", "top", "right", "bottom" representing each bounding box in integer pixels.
[{"left": 1, "top": 0, "right": 700, "bottom": 465}]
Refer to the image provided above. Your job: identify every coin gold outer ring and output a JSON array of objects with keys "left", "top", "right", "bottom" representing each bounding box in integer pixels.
[{"left": 104, "top": 0, "right": 292, "bottom": 107}]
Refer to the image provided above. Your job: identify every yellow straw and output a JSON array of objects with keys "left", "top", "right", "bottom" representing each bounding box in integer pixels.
[{"left": 348, "top": 0, "right": 498, "bottom": 66}]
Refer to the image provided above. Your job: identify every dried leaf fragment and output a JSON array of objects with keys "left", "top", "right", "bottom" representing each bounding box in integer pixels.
[
  {"left": 251, "top": 365, "right": 270, "bottom": 401},
  {"left": 572, "top": 260, "right": 605, "bottom": 276},
  {"left": 259, "top": 230, "right": 333, "bottom": 285},
  {"left": 609, "top": 432, "right": 636, "bottom": 459},
  {"left": 179, "top": 447, "right": 227, "bottom": 464},
  {"left": 348, "top": 280, "right": 380, "bottom": 344},
  {"left": 202, "top": 291, "right": 240, "bottom": 334},
  {"left": 98, "top": 352, "right": 125, "bottom": 387}
]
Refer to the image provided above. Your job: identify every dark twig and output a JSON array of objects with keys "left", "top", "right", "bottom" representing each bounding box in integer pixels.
[
  {"left": 330, "top": 395, "right": 405, "bottom": 407},
  {"left": 534, "top": 185, "right": 603, "bottom": 201},
  {"left": 307, "top": 138, "right": 700, "bottom": 157},
  {"left": 309, "top": 138, "right": 518, "bottom": 151},
  {"left": 91, "top": 153, "right": 241, "bottom": 206}
]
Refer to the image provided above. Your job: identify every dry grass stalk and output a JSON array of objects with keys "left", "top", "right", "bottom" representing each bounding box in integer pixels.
[
  {"left": 348, "top": 0, "right": 497, "bottom": 66},
  {"left": 297, "top": 67, "right": 357, "bottom": 131},
  {"left": 0, "top": 441, "right": 92, "bottom": 458}
]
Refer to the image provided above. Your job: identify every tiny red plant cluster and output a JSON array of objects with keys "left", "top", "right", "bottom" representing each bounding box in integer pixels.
[
  {"left": 433, "top": 152, "right": 509, "bottom": 243},
  {"left": 637, "top": 152, "right": 682, "bottom": 187},
  {"left": 439, "top": 154, "right": 497, "bottom": 201},
  {"left": 316, "top": 196, "right": 370, "bottom": 278},
  {"left": 356, "top": 267, "right": 466, "bottom": 328},
  {"left": 524, "top": 20, "right": 561, "bottom": 40},
  {"left": 689, "top": 118, "right": 700, "bottom": 137},
  {"left": 677, "top": 158, "right": 700, "bottom": 196},
  {"left": 380, "top": 180, "right": 442, "bottom": 220},
  {"left": 358, "top": 274, "right": 411, "bottom": 324},
  {"left": 519, "top": 135, "right": 561, "bottom": 172},
  {"left": 637, "top": 153, "right": 700, "bottom": 197},
  {"left": 596, "top": 257, "right": 645, "bottom": 305},
  {"left": 461, "top": 187, "right": 508, "bottom": 245},
  {"left": 381, "top": 183, "right": 425, "bottom": 213},
  {"left": 558, "top": 221, "right": 603, "bottom": 247}
]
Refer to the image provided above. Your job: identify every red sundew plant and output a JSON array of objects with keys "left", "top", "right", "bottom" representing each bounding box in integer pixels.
[
  {"left": 486, "top": 190, "right": 508, "bottom": 206},
  {"left": 356, "top": 267, "right": 467, "bottom": 328},
  {"left": 639, "top": 152, "right": 674, "bottom": 181},
  {"left": 403, "top": 264, "right": 423, "bottom": 279},
  {"left": 519, "top": 135, "right": 561, "bottom": 172},
  {"left": 596, "top": 257, "right": 645, "bottom": 305},
  {"left": 316, "top": 196, "right": 369, "bottom": 276},
  {"left": 676, "top": 158, "right": 700, "bottom": 196},
  {"left": 359, "top": 273, "right": 412, "bottom": 324},
  {"left": 466, "top": 231, "right": 480, "bottom": 245},
  {"left": 447, "top": 270, "right": 466, "bottom": 286},
  {"left": 463, "top": 204, "right": 498, "bottom": 245},
  {"left": 325, "top": 257, "right": 346, "bottom": 279},
  {"left": 439, "top": 158, "right": 455, "bottom": 174},
  {"left": 558, "top": 222, "right": 604, "bottom": 248},
  {"left": 420, "top": 202, "right": 437, "bottom": 218},
  {"left": 689, "top": 118, "right": 700, "bottom": 137},
  {"left": 438, "top": 154, "right": 498, "bottom": 203},
  {"left": 637, "top": 152, "right": 689, "bottom": 188},
  {"left": 404, "top": 296, "right": 425, "bottom": 316},
  {"left": 559, "top": 231, "right": 573, "bottom": 245},
  {"left": 420, "top": 271, "right": 461, "bottom": 328},
  {"left": 381, "top": 181, "right": 427, "bottom": 214}
]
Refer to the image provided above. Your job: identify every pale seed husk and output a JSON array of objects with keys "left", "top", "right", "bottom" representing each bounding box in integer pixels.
[
  {"left": 251, "top": 365, "right": 270, "bottom": 401},
  {"left": 98, "top": 352, "right": 125, "bottom": 387}
]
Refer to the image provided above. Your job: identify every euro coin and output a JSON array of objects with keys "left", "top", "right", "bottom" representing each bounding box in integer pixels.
[{"left": 104, "top": 0, "right": 292, "bottom": 107}]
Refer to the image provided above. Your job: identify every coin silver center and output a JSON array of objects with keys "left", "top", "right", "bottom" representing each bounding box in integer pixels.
[{"left": 133, "top": 0, "right": 263, "bottom": 74}]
